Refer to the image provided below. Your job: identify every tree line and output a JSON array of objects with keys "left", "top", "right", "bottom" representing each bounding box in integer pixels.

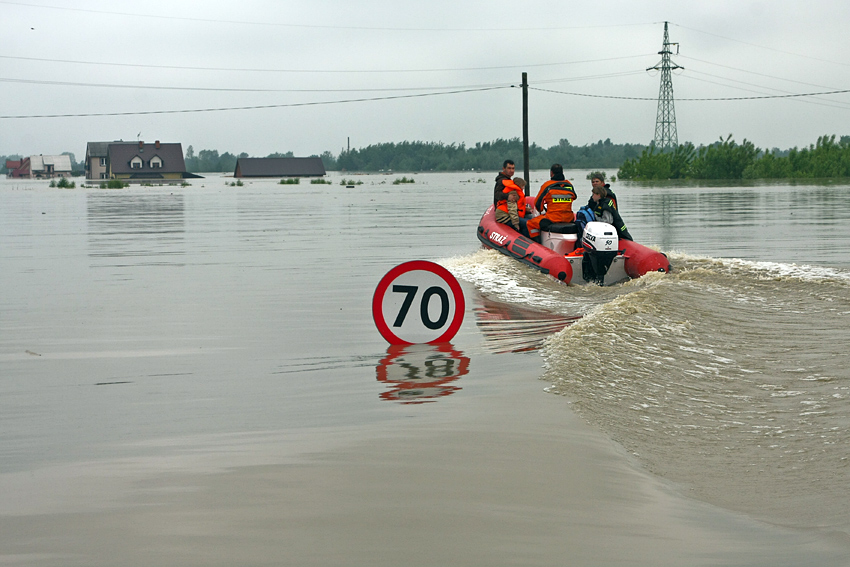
[
  {"left": 332, "top": 138, "right": 646, "bottom": 172},
  {"left": 8, "top": 136, "right": 850, "bottom": 178},
  {"left": 617, "top": 135, "right": 850, "bottom": 180},
  {"left": 179, "top": 139, "right": 646, "bottom": 173}
]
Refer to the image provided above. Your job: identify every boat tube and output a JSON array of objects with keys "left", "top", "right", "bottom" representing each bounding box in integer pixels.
[{"left": 476, "top": 201, "right": 671, "bottom": 285}]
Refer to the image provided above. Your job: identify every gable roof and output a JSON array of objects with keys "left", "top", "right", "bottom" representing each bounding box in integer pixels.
[
  {"left": 86, "top": 140, "right": 135, "bottom": 158},
  {"left": 30, "top": 154, "right": 72, "bottom": 172},
  {"left": 108, "top": 142, "right": 186, "bottom": 174},
  {"left": 234, "top": 157, "right": 326, "bottom": 177}
]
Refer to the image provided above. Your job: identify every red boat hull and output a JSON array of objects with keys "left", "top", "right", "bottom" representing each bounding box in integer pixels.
[{"left": 477, "top": 204, "right": 670, "bottom": 284}]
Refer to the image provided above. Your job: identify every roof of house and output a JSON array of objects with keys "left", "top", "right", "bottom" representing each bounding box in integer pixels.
[
  {"left": 86, "top": 140, "right": 136, "bottom": 158},
  {"left": 235, "top": 157, "right": 326, "bottom": 177},
  {"left": 29, "top": 155, "right": 72, "bottom": 172},
  {"left": 108, "top": 142, "right": 186, "bottom": 174}
]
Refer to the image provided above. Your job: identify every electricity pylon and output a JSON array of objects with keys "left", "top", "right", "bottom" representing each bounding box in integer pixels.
[{"left": 647, "top": 21, "right": 683, "bottom": 150}]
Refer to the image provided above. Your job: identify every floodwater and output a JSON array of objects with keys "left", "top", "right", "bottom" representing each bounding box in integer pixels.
[{"left": 1, "top": 171, "right": 849, "bottom": 566}]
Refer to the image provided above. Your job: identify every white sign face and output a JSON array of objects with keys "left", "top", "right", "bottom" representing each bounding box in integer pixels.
[{"left": 372, "top": 261, "right": 465, "bottom": 345}]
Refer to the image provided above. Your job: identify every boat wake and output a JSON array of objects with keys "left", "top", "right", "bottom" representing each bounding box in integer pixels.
[{"left": 447, "top": 248, "right": 850, "bottom": 534}]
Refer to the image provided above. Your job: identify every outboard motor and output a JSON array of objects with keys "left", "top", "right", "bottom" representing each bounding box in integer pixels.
[{"left": 581, "top": 221, "right": 619, "bottom": 285}]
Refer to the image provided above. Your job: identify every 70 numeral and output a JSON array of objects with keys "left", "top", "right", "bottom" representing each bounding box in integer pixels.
[{"left": 392, "top": 285, "right": 450, "bottom": 330}]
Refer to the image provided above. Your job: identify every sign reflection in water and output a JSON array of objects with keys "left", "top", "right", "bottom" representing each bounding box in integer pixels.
[
  {"left": 474, "top": 297, "right": 581, "bottom": 354},
  {"left": 375, "top": 343, "right": 469, "bottom": 404}
]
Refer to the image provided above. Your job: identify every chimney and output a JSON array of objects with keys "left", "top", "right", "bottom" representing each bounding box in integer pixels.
[
  {"left": 155, "top": 140, "right": 160, "bottom": 149},
  {"left": 138, "top": 140, "right": 144, "bottom": 150}
]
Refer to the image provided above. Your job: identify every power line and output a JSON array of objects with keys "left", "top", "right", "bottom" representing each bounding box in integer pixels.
[
  {"left": 672, "top": 23, "right": 850, "bottom": 68},
  {"left": 0, "top": 76, "right": 512, "bottom": 93},
  {"left": 678, "top": 74, "right": 850, "bottom": 111},
  {"left": 530, "top": 85, "right": 850, "bottom": 101},
  {"left": 2, "top": 2, "right": 657, "bottom": 32},
  {"left": 0, "top": 53, "right": 655, "bottom": 74},
  {"left": 0, "top": 85, "right": 510, "bottom": 119},
  {"left": 531, "top": 70, "right": 648, "bottom": 85},
  {"left": 0, "top": 71, "right": 647, "bottom": 93},
  {"left": 679, "top": 55, "right": 840, "bottom": 91}
]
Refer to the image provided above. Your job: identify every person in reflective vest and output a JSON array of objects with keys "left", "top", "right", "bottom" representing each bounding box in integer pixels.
[{"left": 526, "top": 164, "right": 577, "bottom": 240}]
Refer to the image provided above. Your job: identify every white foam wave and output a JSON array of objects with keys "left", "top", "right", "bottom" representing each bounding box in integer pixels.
[
  {"left": 439, "top": 250, "right": 573, "bottom": 310},
  {"left": 668, "top": 251, "right": 850, "bottom": 284}
]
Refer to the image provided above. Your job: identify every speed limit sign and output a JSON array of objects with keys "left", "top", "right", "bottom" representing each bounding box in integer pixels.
[{"left": 372, "top": 260, "right": 465, "bottom": 345}]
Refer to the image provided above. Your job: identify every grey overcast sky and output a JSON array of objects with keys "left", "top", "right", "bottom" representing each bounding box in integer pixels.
[{"left": 2, "top": 0, "right": 850, "bottom": 159}]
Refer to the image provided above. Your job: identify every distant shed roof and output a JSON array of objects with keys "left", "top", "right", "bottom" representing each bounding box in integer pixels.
[{"left": 234, "top": 157, "right": 326, "bottom": 178}]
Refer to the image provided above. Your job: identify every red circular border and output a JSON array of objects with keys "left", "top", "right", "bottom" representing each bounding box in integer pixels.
[{"left": 372, "top": 260, "right": 465, "bottom": 345}]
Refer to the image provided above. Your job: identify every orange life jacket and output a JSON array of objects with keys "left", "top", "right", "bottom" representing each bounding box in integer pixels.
[
  {"left": 496, "top": 179, "right": 527, "bottom": 218},
  {"left": 534, "top": 180, "right": 577, "bottom": 223}
]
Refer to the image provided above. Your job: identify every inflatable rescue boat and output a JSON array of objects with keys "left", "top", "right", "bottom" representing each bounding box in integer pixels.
[{"left": 476, "top": 200, "right": 671, "bottom": 285}]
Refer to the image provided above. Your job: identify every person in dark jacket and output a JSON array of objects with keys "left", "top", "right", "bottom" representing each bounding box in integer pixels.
[
  {"left": 493, "top": 160, "right": 516, "bottom": 207},
  {"left": 589, "top": 173, "right": 618, "bottom": 209},
  {"left": 590, "top": 185, "right": 632, "bottom": 241}
]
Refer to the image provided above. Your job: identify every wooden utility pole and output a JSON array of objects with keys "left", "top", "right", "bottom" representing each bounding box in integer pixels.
[{"left": 521, "top": 72, "right": 530, "bottom": 184}]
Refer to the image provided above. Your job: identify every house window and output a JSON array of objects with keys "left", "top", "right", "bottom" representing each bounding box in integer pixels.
[
  {"left": 100, "top": 173, "right": 108, "bottom": 179},
  {"left": 150, "top": 155, "right": 163, "bottom": 169},
  {"left": 100, "top": 157, "right": 107, "bottom": 166},
  {"left": 130, "top": 156, "right": 143, "bottom": 169}
]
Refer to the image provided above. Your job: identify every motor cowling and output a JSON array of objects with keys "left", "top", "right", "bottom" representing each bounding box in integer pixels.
[{"left": 581, "top": 221, "right": 619, "bottom": 285}]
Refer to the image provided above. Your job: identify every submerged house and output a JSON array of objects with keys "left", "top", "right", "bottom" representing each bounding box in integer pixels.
[
  {"left": 85, "top": 141, "right": 134, "bottom": 180},
  {"left": 6, "top": 155, "right": 73, "bottom": 178},
  {"left": 233, "top": 157, "right": 326, "bottom": 178},
  {"left": 85, "top": 140, "right": 202, "bottom": 183}
]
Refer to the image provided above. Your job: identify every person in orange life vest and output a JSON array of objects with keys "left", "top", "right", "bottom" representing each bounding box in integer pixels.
[
  {"left": 525, "top": 163, "right": 577, "bottom": 240},
  {"left": 495, "top": 176, "right": 532, "bottom": 237}
]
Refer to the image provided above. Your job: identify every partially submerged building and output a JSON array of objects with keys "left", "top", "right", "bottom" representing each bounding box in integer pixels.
[
  {"left": 84, "top": 140, "right": 202, "bottom": 183},
  {"left": 85, "top": 141, "right": 132, "bottom": 180},
  {"left": 233, "top": 157, "right": 326, "bottom": 178},
  {"left": 6, "top": 155, "right": 73, "bottom": 178}
]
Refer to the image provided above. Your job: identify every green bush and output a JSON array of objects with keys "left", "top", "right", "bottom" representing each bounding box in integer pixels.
[
  {"left": 279, "top": 178, "right": 300, "bottom": 185},
  {"left": 689, "top": 136, "right": 758, "bottom": 179},
  {"left": 310, "top": 178, "right": 332, "bottom": 184},
  {"left": 339, "top": 178, "right": 363, "bottom": 186},
  {"left": 618, "top": 134, "right": 850, "bottom": 180},
  {"left": 617, "top": 146, "right": 673, "bottom": 180},
  {"left": 392, "top": 176, "right": 415, "bottom": 185}
]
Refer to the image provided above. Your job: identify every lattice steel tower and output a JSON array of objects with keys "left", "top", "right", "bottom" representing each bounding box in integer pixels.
[{"left": 647, "top": 21, "right": 683, "bottom": 150}]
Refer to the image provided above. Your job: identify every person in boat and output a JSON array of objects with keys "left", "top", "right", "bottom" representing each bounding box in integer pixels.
[
  {"left": 589, "top": 173, "right": 618, "bottom": 209},
  {"left": 493, "top": 159, "right": 516, "bottom": 208},
  {"left": 590, "top": 185, "right": 633, "bottom": 241},
  {"left": 494, "top": 176, "right": 532, "bottom": 236},
  {"left": 525, "top": 164, "right": 577, "bottom": 241}
]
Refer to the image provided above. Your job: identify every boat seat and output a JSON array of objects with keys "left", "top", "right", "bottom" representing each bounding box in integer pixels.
[{"left": 539, "top": 219, "right": 578, "bottom": 234}]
